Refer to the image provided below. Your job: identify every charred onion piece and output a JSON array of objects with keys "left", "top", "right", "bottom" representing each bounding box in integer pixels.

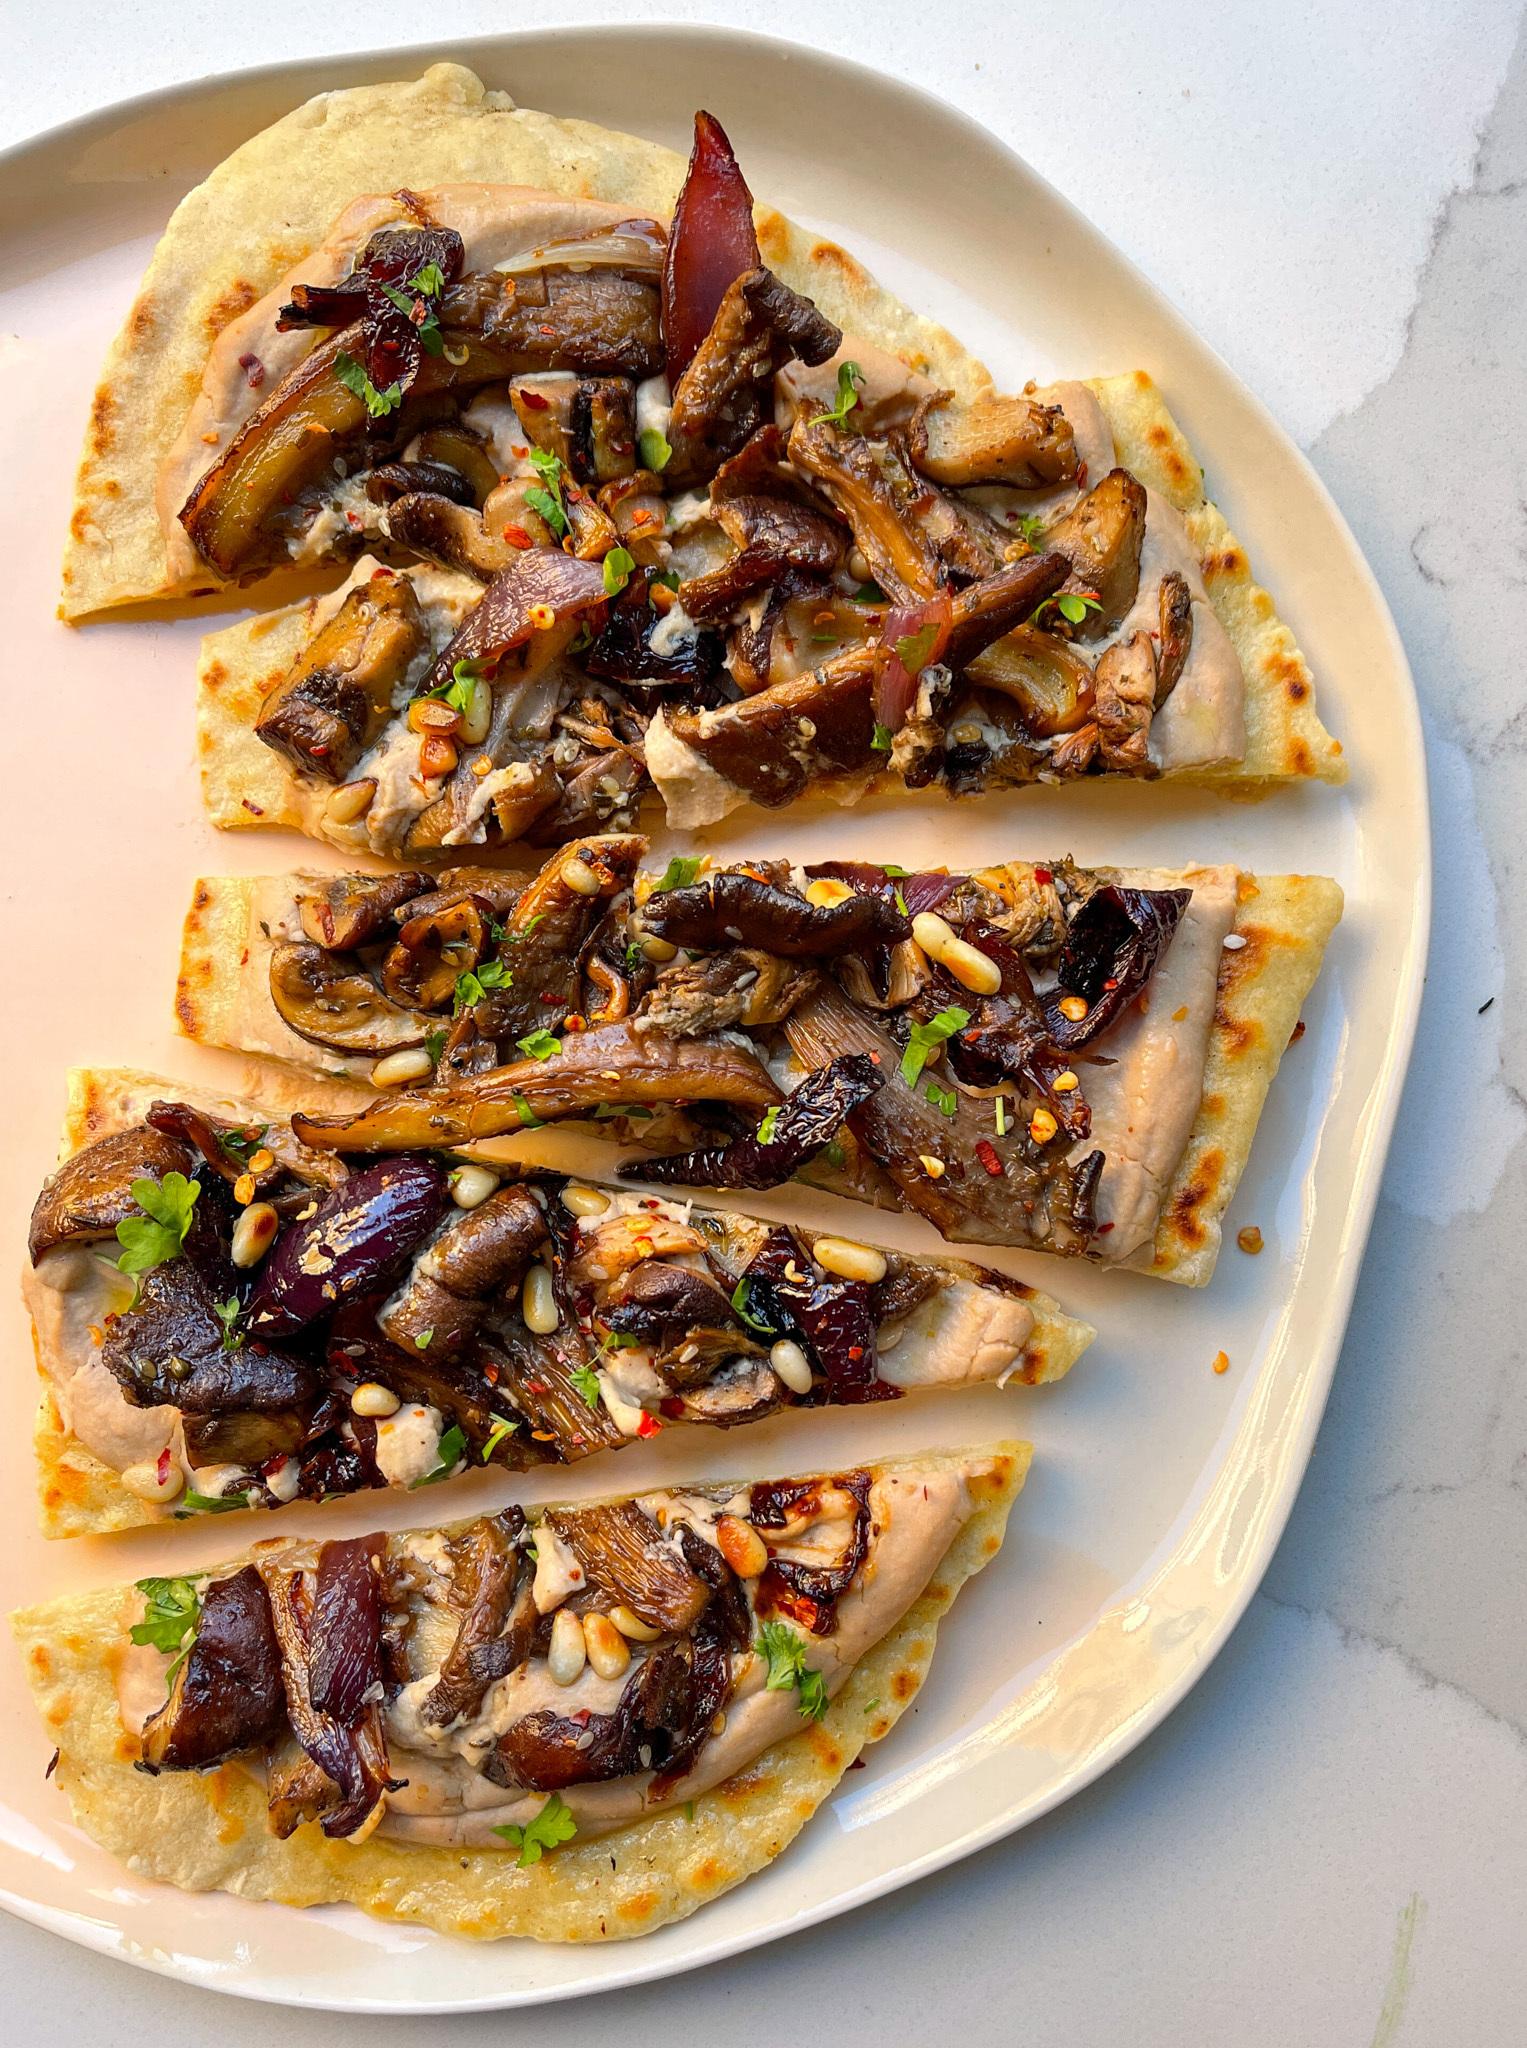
[
  {"left": 640, "top": 872, "right": 909, "bottom": 958},
  {"left": 544, "top": 1500, "right": 711, "bottom": 1632},
  {"left": 277, "top": 226, "right": 465, "bottom": 397},
  {"left": 622, "top": 1053, "right": 883, "bottom": 1192},
  {"left": 246, "top": 1156, "right": 449, "bottom": 1333},
  {"left": 254, "top": 573, "right": 425, "bottom": 784},
  {"left": 264, "top": 1565, "right": 392, "bottom": 1840},
  {"left": 736, "top": 1231, "right": 898, "bottom": 1406},
  {"left": 291, "top": 1022, "right": 781, "bottom": 1151},
  {"left": 270, "top": 941, "right": 433, "bottom": 1055},
  {"left": 1043, "top": 886, "right": 1192, "bottom": 1048},
  {"left": 139, "top": 1566, "right": 287, "bottom": 1772},
  {"left": 582, "top": 581, "right": 725, "bottom": 687},
  {"left": 27, "top": 1126, "right": 193, "bottom": 1262},
  {"left": 307, "top": 1536, "right": 383, "bottom": 1725},
  {"left": 662, "top": 110, "right": 761, "bottom": 386}
]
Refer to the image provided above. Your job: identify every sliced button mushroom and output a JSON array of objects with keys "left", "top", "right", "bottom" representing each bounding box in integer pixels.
[
  {"left": 269, "top": 941, "right": 432, "bottom": 1055},
  {"left": 295, "top": 870, "right": 431, "bottom": 951},
  {"left": 254, "top": 573, "right": 425, "bottom": 784},
  {"left": 381, "top": 899, "right": 490, "bottom": 1011},
  {"left": 1042, "top": 468, "right": 1147, "bottom": 640},
  {"left": 411, "top": 423, "right": 501, "bottom": 507},
  {"left": 511, "top": 373, "right": 638, "bottom": 484}
]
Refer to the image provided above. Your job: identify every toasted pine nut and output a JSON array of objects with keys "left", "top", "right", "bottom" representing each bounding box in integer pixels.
[
  {"left": 583, "top": 1611, "right": 632, "bottom": 1679},
  {"left": 562, "top": 854, "right": 603, "bottom": 896},
  {"left": 351, "top": 1381, "right": 400, "bottom": 1419},
  {"left": 457, "top": 673, "right": 493, "bottom": 745},
  {"left": 1029, "top": 1107, "right": 1059, "bottom": 1144},
  {"left": 548, "top": 1608, "right": 587, "bottom": 1685},
  {"left": 562, "top": 1184, "right": 611, "bottom": 1218},
  {"left": 812, "top": 1236, "right": 888, "bottom": 1285},
  {"left": 769, "top": 1338, "right": 814, "bottom": 1395},
  {"left": 121, "top": 1457, "right": 184, "bottom": 1505},
  {"left": 848, "top": 547, "right": 872, "bottom": 582},
  {"left": 372, "top": 1047, "right": 435, "bottom": 1087},
  {"left": 716, "top": 1514, "right": 768, "bottom": 1578},
  {"left": 641, "top": 932, "right": 678, "bottom": 963},
  {"left": 230, "top": 1201, "right": 279, "bottom": 1268},
  {"left": 805, "top": 877, "right": 853, "bottom": 909},
  {"left": 233, "top": 1171, "right": 256, "bottom": 1206},
  {"left": 1058, "top": 994, "right": 1089, "bottom": 1023},
  {"left": 522, "top": 1262, "right": 560, "bottom": 1335},
  {"left": 919, "top": 1154, "right": 947, "bottom": 1178},
  {"left": 325, "top": 777, "right": 377, "bottom": 825},
  {"left": 609, "top": 1604, "right": 662, "bottom": 1642},
  {"left": 911, "top": 911, "right": 1002, "bottom": 996},
  {"left": 449, "top": 1164, "right": 500, "bottom": 1211}
]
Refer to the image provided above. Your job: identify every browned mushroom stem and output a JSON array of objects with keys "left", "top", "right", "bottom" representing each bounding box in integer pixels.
[
  {"left": 139, "top": 1566, "right": 288, "bottom": 1772},
  {"left": 296, "top": 870, "right": 431, "bottom": 951},
  {"left": 269, "top": 942, "right": 433, "bottom": 1055},
  {"left": 787, "top": 418, "right": 944, "bottom": 598},
  {"left": 1094, "top": 631, "right": 1161, "bottom": 773},
  {"left": 290, "top": 1021, "right": 782, "bottom": 1150},
  {"left": 410, "top": 423, "right": 501, "bottom": 507},
  {"left": 27, "top": 1126, "right": 194, "bottom": 1262},
  {"left": 665, "top": 268, "right": 842, "bottom": 486},
  {"left": 383, "top": 493, "right": 518, "bottom": 581},
  {"left": 906, "top": 388, "right": 1078, "bottom": 489},
  {"left": 381, "top": 899, "right": 489, "bottom": 1011},
  {"left": 254, "top": 572, "right": 425, "bottom": 784},
  {"left": 640, "top": 871, "right": 909, "bottom": 957},
  {"left": 675, "top": 492, "right": 844, "bottom": 621},
  {"left": 510, "top": 373, "right": 638, "bottom": 485},
  {"left": 1041, "top": 468, "right": 1147, "bottom": 638},
  {"left": 470, "top": 267, "right": 663, "bottom": 379}
]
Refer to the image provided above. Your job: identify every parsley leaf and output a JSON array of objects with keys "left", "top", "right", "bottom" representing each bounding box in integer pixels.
[
  {"left": 218, "top": 1124, "right": 267, "bottom": 1165},
  {"left": 880, "top": 864, "right": 911, "bottom": 877},
  {"left": 602, "top": 545, "right": 636, "bottom": 597},
  {"left": 513, "top": 1096, "right": 545, "bottom": 1130},
  {"left": 894, "top": 622, "right": 941, "bottom": 678},
  {"left": 756, "top": 1105, "right": 782, "bottom": 1144},
  {"left": 175, "top": 1489, "right": 251, "bottom": 1517},
  {"left": 491, "top": 1791, "right": 578, "bottom": 1865},
  {"left": 899, "top": 1005, "right": 971, "bottom": 1086},
  {"left": 1056, "top": 591, "right": 1102, "bottom": 625},
  {"left": 1014, "top": 513, "right": 1049, "bottom": 547},
  {"left": 871, "top": 722, "right": 894, "bottom": 752},
  {"left": 649, "top": 569, "right": 680, "bottom": 594},
  {"left": 652, "top": 854, "right": 703, "bottom": 893},
  {"left": 334, "top": 349, "right": 402, "bottom": 418},
  {"left": 924, "top": 1081, "right": 960, "bottom": 1118},
  {"left": 809, "top": 359, "right": 864, "bottom": 429},
  {"left": 730, "top": 1275, "right": 779, "bottom": 1338},
  {"left": 569, "top": 1363, "right": 602, "bottom": 1410},
  {"left": 115, "top": 1172, "right": 200, "bottom": 1283},
  {"left": 755, "top": 1619, "right": 829, "bottom": 1720},
  {"left": 407, "top": 261, "right": 445, "bottom": 298},
  {"left": 425, "top": 1026, "right": 447, "bottom": 1066},
  {"left": 525, "top": 447, "right": 569, "bottom": 537},
  {"left": 378, "top": 279, "right": 443, "bottom": 355},
  {"left": 213, "top": 1294, "right": 243, "bottom": 1351},
  {"left": 422, "top": 657, "right": 488, "bottom": 718},
  {"left": 516, "top": 1026, "right": 562, "bottom": 1062},
  {"left": 410, "top": 1422, "right": 468, "bottom": 1488},
  {"left": 414, "top": 1327, "right": 434, "bottom": 1351},
  {"left": 453, "top": 956, "right": 512, "bottom": 1015},
  {"left": 637, "top": 426, "right": 672, "bottom": 472},
  {"left": 131, "top": 1576, "right": 203, "bottom": 1675},
  {"left": 481, "top": 1414, "right": 521, "bottom": 1461},
  {"left": 526, "top": 486, "right": 568, "bottom": 537}
]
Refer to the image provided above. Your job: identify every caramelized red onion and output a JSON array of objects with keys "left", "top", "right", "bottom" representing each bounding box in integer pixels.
[
  {"left": 307, "top": 1537, "right": 384, "bottom": 1725},
  {"left": 245, "top": 1157, "right": 449, "bottom": 1334},
  {"left": 662, "top": 111, "right": 761, "bottom": 386},
  {"left": 1042, "top": 886, "right": 1192, "bottom": 1048}
]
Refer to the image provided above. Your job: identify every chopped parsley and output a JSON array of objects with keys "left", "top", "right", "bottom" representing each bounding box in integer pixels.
[
  {"left": 899, "top": 1005, "right": 971, "bottom": 1086},
  {"left": 730, "top": 1275, "right": 779, "bottom": 1338},
  {"left": 130, "top": 1576, "right": 203, "bottom": 1676},
  {"left": 880, "top": 864, "right": 910, "bottom": 877},
  {"left": 422, "top": 657, "right": 488, "bottom": 718},
  {"left": 175, "top": 1489, "right": 251, "bottom": 1517},
  {"left": 491, "top": 1791, "right": 578, "bottom": 1865},
  {"left": 652, "top": 855, "right": 703, "bottom": 893},
  {"left": 408, "top": 261, "right": 446, "bottom": 299},
  {"left": 924, "top": 1081, "right": 960, "bottom": 1118},
  {"left": 1014, "top": 513, "right": 1048, "bottom": 547},
  {"left": 115, "top": 1172, "right": 200, "bottom": 1286},
  {"left": 513, "top": 1096, "right": 546, "bottom": 1130},
  {"left": 525, "top": 447, "right": 569, "bottom": 537},
  {"left": 871, "top": 722, "right": 893, "bottom": 752},
  {"left": 213, "top": 1294, "right": 243, "bottom": 1351},
  {"left": 414, "top": 1328, "right": 434, "bottom": 1351},
  {"left": 755, "top": 1619, "right": 829, "bottom": 1720},
  {"left": 602, "top": 545, "right": 636, "bottom": 597},
  {"left": 1032, "top": 590, "right": 1104, "bottom": 628},
  {"left": 994, "top": 1096, "right": 1010, "bottom": 1137},
  {"left": 809, "top": 359, "right": 864, "bottom": 429},
  {"left": 218, "top": 1124, "right": 267, "bottom": 1165},
  {"left": 649, "top": 569, "right": 680, "bottom": 594},
  {"left": 481, "top": 1414, "right": 521, "bottom": 1461},
  {"left": 410, "top": 1422, "right": 468, "bottom": 1488},
  {"left": 637, "top": 426, "right": 672, "bottom": 472},
  {"left": 569, "top": 1363, "right": 603, "bottom": 1410},
  {"left": 853, "top": 579, "right": 886, "bottom": 603},
  {"left": 334, "top": 348, "right": 402, "bottom": 418},
  {"left": 425, "top": 1026, "right": 447, "bottom": 1066},
  {"left": 378, "top": 278, "right": 443, "bottom": 355},
  {"left": 453, "top": 956, "right": 512, "bottom": 1015},
  {"left": 893, "top": 622, "right": 940, "bottom": 677},
  {"left": 756, "top": 1105, "right": 782, "bottom": 1144},
  {"left": 516, "top": 1026, "right": 562, "bottom": 1062}
]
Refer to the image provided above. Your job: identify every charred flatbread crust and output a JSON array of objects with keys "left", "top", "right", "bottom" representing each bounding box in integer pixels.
[
  {"left": 175, "top": 864, "right": 1342, "bottom": 1288},
  {"left": 13, "top": 1442, "right": 1026, "bottom": 1941},
  {"left": 29, "top": 1068, "right": 1086, "bottom": 1539}
]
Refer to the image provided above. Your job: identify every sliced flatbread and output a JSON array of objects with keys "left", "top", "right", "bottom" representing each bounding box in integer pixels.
[{"left": 14, "top": 1441, "right": 1025, "bottom": 1941}]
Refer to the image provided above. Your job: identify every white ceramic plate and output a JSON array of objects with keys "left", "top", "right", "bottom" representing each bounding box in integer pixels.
[{"left": 0, "top": 24, "right": 1426, "bottom": 2012}]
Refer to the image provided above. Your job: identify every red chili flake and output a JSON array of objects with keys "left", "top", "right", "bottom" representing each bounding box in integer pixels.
[
  {"left": 538, "top": 324, "right": 558, "bottom": 337},
  {"left": 155, "top": 1447, "right": 173, "bottom": 1485},
  {"left": 483, "top": 1362, "right": 499, "bottom": 1385},
  {"left": 502, "top": 523, "right": 534, "bottom": 549},
  {"left": 635, "top": 1412, "right": 661, "bottom": 1439},
  {"left": 1076, "top": 461, "right": 1089, "bottom": 489},
  {"left": 1033, "top": 866, "right": 1053, "bottom": 885},
  {"left": 519, "top": 389, "right": 550, "bottom": 411},
  {"left": 524, "top": 1379, "right": 548, "bottom": 1395},
  {"left": 1103, "top": 977, "right": 1119, "bottom": 991},
  {"left": 345, "top": 511, "right": 362, "bottom": 528},
  {"left": 869, "top": 1050, "right": 882, "bottom": 1065},
  {"left": 975, "top": 1139, "right": 1004, "bottom": 1177},
  {"left": 1095, "top": 1220, "right": 1115, "bottom": 1234},
  {"left": 847, "top": 1345, "right": 864, "bottom": 1362},
  {"left": 237, "top": 351, "right": 265, "bottom": 388},
  {"left": 310, "top": 741, "right": 330, "bottom": 758},
  {"left": 660, "top": 1396, "right": 685, "bottom": 1420},
  {"left": 571, "top": 1707, "right": 592, "bottom": 1725},
  {"left": 562, "top": 1013, "right": 587, "bottom": 1033},
  {"left": 241, "top": 798, "right": 265, "bottom": 816}
]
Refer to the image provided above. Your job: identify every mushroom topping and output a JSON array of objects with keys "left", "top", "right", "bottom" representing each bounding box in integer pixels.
[
  {"left": 1156, "top": 569, "right": 1194, "bottom": 699},
  {"left": 376, "top": 1185, "right": 548, "bottom": 1359},
  {"left": 290, "top": 1022, "right": 782, "bottom": 1151},
  {"left": 964, "top": 624, "right": 1097, "bottom": 738},
  {"left": 383, "top": 493, "right": 517, "bottom": 582},
  {"left": 1040, "top": 885, "right": 1191, "bottom": 1050},
  {"left": 1093, "top": 631, "right": 1160, "bottom": 773},
  {"left": 623, "top": 1052, "right": 883, "bottom": 1193},
  {"left": 263, "top": 1558, "right": 393, "bottom": 1841},
  {"left": 269, "top": 942, "right": 433, "bottom": 1056},
  {"left": 139, "top": 1566, "right": 288, "bottom": 1773},
  {"left": 662, "top": 109, "right": 762, "bottom": 386},
  {"left": 380, "top": 898, "right": 489, "bottom": 1011},
  {"left": 1042, "top": 468, "right": 1147, "bottom": 638},
  {"left": 906, "top": 388, "right": 1078, "bottom": 489},
  {"left": 296, "top": 869, "right": 431, "bottom": 951},
  {"left": 100, "top": 1258, "right": 320, "bottom": 1413},
  {"left": 459, "top": 834, "right": 643, "bottom": 1044},
  {"left": 666, "top": 269, "right": 842, "bottom": 486},
  {"left": 787, "top": 418, "right": 944, "bottom": 597},
  {"left": 642, "top": 872, "right": 909, "bottom": 959},
  {"left": 543, "top": 1500, "right": 712, "bottom": 1632},
  {"left": 254, "top": 573, "right": 425, "bottom": 784},
  {"left": 27, "top": 1125, "right": 194, "bottom": 1262},
  {"left": 407, "top": 424, "right": 501, "bottom": 507},
  {"left": 675, "top": 492, "right": 845, "bottom": 621},
  {"left": 582, "top": 578, "right": 726, "bottom": 687},
  {"left": 419, "top": 1511, "right": 533, "bottom": 1727},
  {"left": 510, "top": 373, "right": 638, "bottom": 485},
  {"left": 473, "top": 266, "right": 663, "bottom": 379},
  {"left": 634, "top": 949, "right": 818, "bottom": 1038},
  {"left": 363, "top": 459, "right": 478, "bottom": 508}
]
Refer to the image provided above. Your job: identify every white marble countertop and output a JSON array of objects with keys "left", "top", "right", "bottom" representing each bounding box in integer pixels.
[{"left": 3, "top": 4, "right": 1524, "bottom": 2040}]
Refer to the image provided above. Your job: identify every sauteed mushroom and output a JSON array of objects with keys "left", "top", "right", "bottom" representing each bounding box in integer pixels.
[{"left": 269, "top": 942, "right": 432, "bottom": 1055}]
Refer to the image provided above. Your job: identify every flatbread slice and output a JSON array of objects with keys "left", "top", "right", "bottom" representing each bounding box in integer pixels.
[
  {"left": 14, "top": 1441, "right": 1026, "bottom": 1941},
  {"left": 25, "top": 1066, "right": 1088, "bottom": 1539}
]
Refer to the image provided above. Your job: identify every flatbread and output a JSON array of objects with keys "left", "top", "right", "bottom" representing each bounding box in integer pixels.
[
  {"left": 13, "top": 1441, "right": 1026, "bottom": 1941},
  {"left": 28, "top": 1067, "right": 1087, "bottom": 1539},
  {"left": 174, "top": 863, "right": 1342, "bottom": 1288}
]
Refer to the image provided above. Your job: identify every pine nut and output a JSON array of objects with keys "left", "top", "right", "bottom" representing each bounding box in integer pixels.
[
  {"left": 230, "top": 1201, "right": 279, "bottom": 1268},
  {"left": 716, "top": 1515, "right": 768, "bottom": 1578},
  {"left": 351, "top": 1381, "right": 400, "bottom": 1419},
  {"left": 769, "top": 1338, "right": 814, "bottom": 1395},
  {"left": 812, "top": 1236, "right": 887, "bottom": 1285},
  {"left": 583, "top": 1611, "right": 632, "bottom": 1679},
  {"left": 1029, "top": 1107, "right": 1059, "bottom": 1143},
  {"left": 449, "top": 1164, "right": 500, "bottom": 1210},
  {"left": 848, "top": 547, "right": 873, "bottom": 582},
  {"left": 522, "top": 1262, "right": 560, "bottom": 1335},
  {"left": 910, "top": 911, "right": 1002, "bottom": 995},
  {"left": 548, "top": 1608, "right": 587, "bottom": 1685},
  {"left": 121, "top": 1457, "right": 184, "bottom": 1505},
  {"left": 609, "top": 1604, "right": 663, "bottom": 1642},
  {"left": 324, "top": 777, "right": 377, "bottom": 825},
  {"left": 457, "top": 673, "right": 493, "bottom": 745},
  {"left": 562, "top": 1184, "right": 611, "bottom": 1218},
  {"left": 1058, "top": 994, "right": 1089, "bottom": 1023},
  {"left": 805, "top": 877, "right": 854, "bottom": 909},
  {"left": 372, "top": 1046, "right": 435, "bottom": 1087},
  {"left": 640, "top": 932, "right": 678, "bottom": 963},
  {"left": 562, "top": 854, "right": 603, "bottom": 896}
]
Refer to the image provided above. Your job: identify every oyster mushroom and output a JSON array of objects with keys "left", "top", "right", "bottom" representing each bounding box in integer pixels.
[
  {"left": 254, "top": 572, "right": 425, "bottom": 785},
  {"left": 544, "top": 1500, "right": 712, "bottom": 1631},
  {"left": 907, "top": 388, "right": 1078, "bottom": 489},
  {"left": 509, "top": 373, "right": 638, "bottom": 485},
  {"left": 675, "top": 492, "right": 845, "bottom": 621},
  {"left": 965, "top": 624, "right": 1097, "bottom": 737},
  {"left": 27, "top": 1125, "right": 194, "bottom": 1262},
  {"left": 139, "top": 1566, "right": 287, "bottom": 1772},
  {"left": 269, "top": 942, "right": 433, "bottom": 1055},
  {"left": 377, "top": 1185, "right": 548, "bottom": 1358},
  {"left": 295, "top": 869, "right": 431, "bottom": 951},
  {"left": 383, "top": 493, "right": 517, "bottom": 582},
  {"left": 380, "top": 898, "right": 489, "bottom": 1011},
  {"left": 1093, "top": 631, "right": 1161, "bottom": 773},
  {"left": 640, "top": 871, "right": 909, "bottom": 958},
  {"left": 1042, "top": 468, "right": 1147, "bottom": 638},
  {"left": 666, "top": 269, "right": 842, "bottom": 486}
]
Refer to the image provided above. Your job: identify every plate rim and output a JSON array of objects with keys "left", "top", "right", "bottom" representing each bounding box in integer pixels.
[{"left": 0, "top": 19, "right": 1430, "bottom": 2012}]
